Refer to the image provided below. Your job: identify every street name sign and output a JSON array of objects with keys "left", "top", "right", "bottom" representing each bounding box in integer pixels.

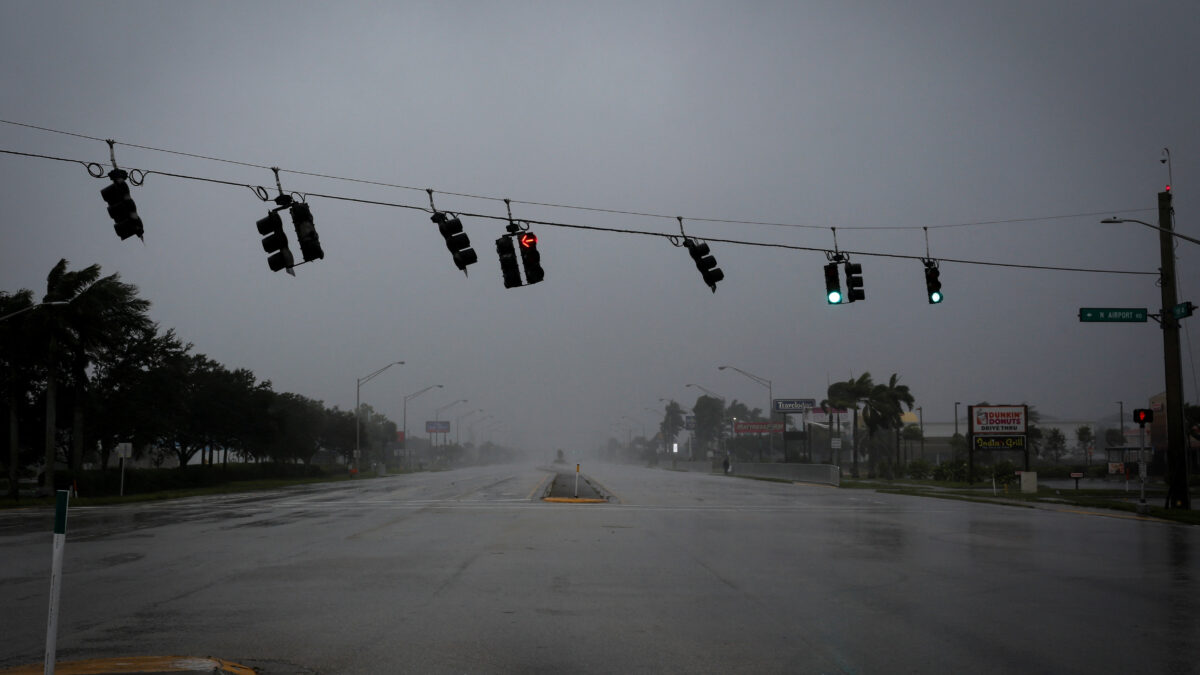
[
  {"left": 1172, "top": 301, "right": 1194, "bottom": 320},
  {"left": 1078, "top": 307, "right": 1147, "bottom": 322}
]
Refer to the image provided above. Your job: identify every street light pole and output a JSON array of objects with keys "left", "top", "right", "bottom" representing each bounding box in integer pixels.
[
  {"left": 456, "top": 409, "right": 483, "bottom": 446},
  {"left": 434, "top": 399, "right": 468, "bottom": 449},
  {"left": 403, "top": 384, "right": 442, "bottom": 467},
  {"left": 719, "top": 365, "right": 774, "bottom": 460},
  {"left": 0, "top": 300, "right": 70, "bottom": 323},
  {"left": 1102, "top": 192, "right": 1191, "bottom": 509},
  {"left": 686, "top": 384, "right": 727, "bottom": 457},
  {"left": 355, "top": 360, "right": 404, "bottom": 474}
]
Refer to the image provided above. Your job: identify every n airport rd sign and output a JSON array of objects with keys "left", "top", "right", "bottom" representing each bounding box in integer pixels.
[{"left": 1078, "top": 307, "right": 1147, "bottom": 322}]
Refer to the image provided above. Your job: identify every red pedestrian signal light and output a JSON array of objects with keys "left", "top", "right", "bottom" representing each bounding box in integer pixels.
[{"left": 1132, "top": 409, "right": 1153, "bottom": 426}]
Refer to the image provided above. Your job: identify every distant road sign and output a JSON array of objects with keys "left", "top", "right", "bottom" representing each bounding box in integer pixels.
[
  {"left": 734, "top": 421, "right": 784, "bottom": 434},
  {"left": 1172, "top": 301, "right": 1194, "bottom": 320},
  {"left": 684, "top": 415, "right": 696, "bottom": 431},
  {"left": 425, "top": 421, "right": 450, "bottom": 434},
  {"left": 773, "top": 398, "right": 816, "bottom": 413},
  {"left": 1079, "top": 307, "right": 1147, "bottom": 322}
]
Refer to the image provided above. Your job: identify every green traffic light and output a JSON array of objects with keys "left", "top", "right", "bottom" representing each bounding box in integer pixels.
[
  {"left": 827, "top": 290, "right": 842, "bottom": 304},
  {"left": 929, "top": 290, "right": 942, "bottom": 304}
]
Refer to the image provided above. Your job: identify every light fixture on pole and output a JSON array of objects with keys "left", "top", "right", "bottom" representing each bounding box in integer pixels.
[
  {"left": 402, "top": 384, "right": 443, "bottom": 464},
  {"left": 1103, "top": 195, "right": 1191, "bottom": 509},
  {"left": 434, "top": 399, "right": 468, "bottom": 448},
  {"left": 686, "top": 384, "right": 728, "bottom": 455},
  {"left": 719, "top": 365, "right": 774, "bottom": 458},
  {"left": 456, "top": 409, "right": 483, "bottom": 446},
  {"left": 355, "top": 360, "right": 404, "bottom": 473}
]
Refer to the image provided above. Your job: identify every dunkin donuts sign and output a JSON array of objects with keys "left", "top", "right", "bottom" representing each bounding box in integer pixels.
[{"left": 971, "top": 405, "right": 1027, "bottom": 435}]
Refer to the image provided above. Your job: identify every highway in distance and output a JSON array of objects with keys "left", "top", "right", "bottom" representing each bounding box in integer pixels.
[{"left": 1, "top": 462, "right": 1196, "bottom": 674}]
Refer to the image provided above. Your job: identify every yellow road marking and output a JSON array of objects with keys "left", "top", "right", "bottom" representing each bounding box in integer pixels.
[{"left": 527, "top": 472, "right": 554, "bottom": 500}]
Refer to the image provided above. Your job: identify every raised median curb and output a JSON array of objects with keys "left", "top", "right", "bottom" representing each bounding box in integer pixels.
[{"left": 0, "top": 656, "right": 255, "bottom": 675}]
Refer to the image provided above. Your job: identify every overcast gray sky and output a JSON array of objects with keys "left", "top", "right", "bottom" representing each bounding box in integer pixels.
[{"left": 2, "top": 1, "right": 1198, "bottom": 454}]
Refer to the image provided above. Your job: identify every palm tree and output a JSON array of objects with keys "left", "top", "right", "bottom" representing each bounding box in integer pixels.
[
  {"left": 859, "top": 374, "right": 913, "bottom": 476},
  {"left": 878, "top": 374, "right": 915, "bottom": 466},
  {"left": 826, "top": 373, "right": 874, "bottom": 478},
  {"left": 36, "top": 260, "right": 151, "bottom": 490},
  {"left": 1, "top": 289, "right": 37, "bottom": 500}
]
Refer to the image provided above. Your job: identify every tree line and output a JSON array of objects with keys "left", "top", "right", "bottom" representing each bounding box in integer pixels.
[{"left": 1, "top": 259, "right": 398, "bottom": 499}]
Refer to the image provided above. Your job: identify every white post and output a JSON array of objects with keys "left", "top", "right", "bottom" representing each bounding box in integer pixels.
[{"left": 44, "top": 490, "right": 69, "bottom": 675}]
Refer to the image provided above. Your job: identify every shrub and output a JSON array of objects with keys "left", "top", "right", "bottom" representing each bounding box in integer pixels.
[
  {"left": 932, "top": 459, "right": 968, "bottom": 482},
  {"left": 907, "top": 459, "right": 933, "bottom": 480}
]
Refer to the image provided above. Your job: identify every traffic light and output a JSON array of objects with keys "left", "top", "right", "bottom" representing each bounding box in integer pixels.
[
  {"left": 431, "top": 212, "right": 477, "bottom": 273},
  {"left": 496, "top": 235, "right": 522, "bottom": 288},
  {"left": 256, "top": 210, "right": 295, "bottom": 272},
  {"left": 684, "top": 238, "right": 723, "bottom": 292},
  {"left": 924, "top": 260, "right": 942, "bottom": 304},
  {"left": 1132, "top": 408, "right": 1153, "bottom": 427},
  {"left": 100, "top": 170, "right": 143, "bottom": 241},
  {"left": 289, "top": 202, "right": 324, "bottom": 262},
  {"left": 824, "top": 263, "right": 842, "bottom": 304},
  {"left": 518, "top": 232, "right": 545, "bottom": 284},
  {"left": 844, "top": 262, "right": 864, "bottom": 302}
]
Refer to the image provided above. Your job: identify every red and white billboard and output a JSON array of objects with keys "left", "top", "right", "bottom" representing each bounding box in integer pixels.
[
  {"left": 733, "top": 421, "right": 785, "bottom": 434},
  {"left": 970, "top": 405, "right": 1027, "bottom": 435}
]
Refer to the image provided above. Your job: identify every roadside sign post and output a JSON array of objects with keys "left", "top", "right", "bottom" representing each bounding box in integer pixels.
[
  {"left": 773, "top": 399, "right": 815, "bottom": 463},
  {"left": 1070, "top": 472, "right": 1083, "bottom": 490},
  {"left": 44, "top": 490, "right": 69, "bottom": 675}
]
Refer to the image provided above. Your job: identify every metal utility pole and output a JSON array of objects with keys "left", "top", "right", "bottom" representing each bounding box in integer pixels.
[{"left": 1157, "top": 190, "right": 1191, "bottom": 509}]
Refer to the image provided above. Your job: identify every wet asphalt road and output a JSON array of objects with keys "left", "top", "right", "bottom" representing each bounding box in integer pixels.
[{"left": 1, "top": 462, "right": 1197, "bottom": 674}]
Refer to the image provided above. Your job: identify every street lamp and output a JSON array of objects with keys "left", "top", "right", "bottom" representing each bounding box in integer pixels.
[
  {"left": 0, "top": 299, "right": 70, "bottom": 323},
  {"left": 434, "top": 399, "right": 468, "bottom": 447},
  {"left": 456, "top": 409, "right": 483, "bottom": 445},
  {"left": 719, "top": 365, "right": 774, "bottom": 459},
  {"left": 355, "top": 360, "right": 404, "bottom": 473},
  {"left": 686, "top": 384, "right": 727, "bottom": 455},
  {"left": 1104, "top": 200, "right": 1191, "bottom": 509},
  {"left": 403, "top": 384, "right": 442, "bottom": 464}
]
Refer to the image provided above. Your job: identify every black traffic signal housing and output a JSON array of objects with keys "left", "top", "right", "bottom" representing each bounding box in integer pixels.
[
  {"left": 924, "top": 260, "right": 942, "bottom": 304},
  {"left": 289, "top": 202, "right": 324, "bottom": 263},
  {"left": 824, "top": 263, "right": 842, "bottom": 304},
  {"left": 100, "top": 169, "right": 144, "bottom": 241},
  {"left": 256, "top": 210, "right": 295, "bottom": 272},
  {"left": 684, "top": 238, "right": 723, "bottom": 292},
  {"left": 844, "top": 261, "right": 864, "bottom": 302},
  {"left": 1133, "top": 408, "right": 1153, "bottom": 427},
  {"left": 432, "top": 211, "right": 478, "bottom": 274},
  {"left": 496, "top": 235, "right": 522, "bottom": 288},
  {"left": 518, "top": 232, "right": 545, "bottom": 285}
]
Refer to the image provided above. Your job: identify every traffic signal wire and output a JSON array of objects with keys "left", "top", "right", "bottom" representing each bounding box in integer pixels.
[
  {"left": 1, "top": 118, "right": 1157, "bottom": 233},
  {"left": 0, "top": 144, "right": 1162, "bottom": 278}
]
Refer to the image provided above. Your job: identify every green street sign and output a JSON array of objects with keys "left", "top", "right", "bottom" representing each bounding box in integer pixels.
[
  {"left": 1172, "top": 301, "right": 1194, "bottom": 320},
  {"left": 1079, "top": 307, "right": 1147, "bottom": 322}
]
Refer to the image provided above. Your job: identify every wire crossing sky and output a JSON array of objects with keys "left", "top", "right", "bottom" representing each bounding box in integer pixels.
[{"left": 2, "top": 1, "right": 1197, "bottom": 453}]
